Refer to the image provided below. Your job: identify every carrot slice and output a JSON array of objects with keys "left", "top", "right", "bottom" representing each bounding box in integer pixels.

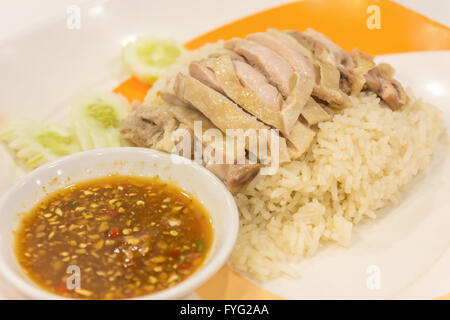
[{"left": 114, "top": 76, "right": 151, "bottom": 104}]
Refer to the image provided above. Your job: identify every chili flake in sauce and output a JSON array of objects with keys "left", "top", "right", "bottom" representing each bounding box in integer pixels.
[{"left": 15, "top": 176, "right": 213, "bottom": 299}]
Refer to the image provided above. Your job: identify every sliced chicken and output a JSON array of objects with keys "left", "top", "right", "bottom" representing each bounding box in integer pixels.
[
  {"left": 165, "top": 102, "right": 234, "bottom": 163},
  {"left": 194, "top": 55, "right": 314, "bottom": 154},
  {"left": 284, "top": 30, "right": 348, "bottom": 106},
  {"left": 208, "top": 48, "right": 246, "bottom": 62},
  {"left": 120, "top": 112, "right": 160, "bottom": 149},
  {"left": 206, "top": 162, "right": 260, "bottom": 192},
  {"left": 364, "top": 68, "right": 381, "bottom": 92},
  {"left": 121, "top": 103, "right": 261, "bottom": 191},
  {"left": 189, "top": 57, "right": 284, "bottom": 131},
  {"left": 190, "top": 57, "right": 283, "bottom": 112},
  {"left": 351, "top": 49, "right": 376, "bottom": 75},
  {"left": 206, "top": 55, "right": 284, "bottom": 128},
  {"left": 160, "top": 91, "right": 190, "bottom": 107},
  {"left": 233, "top": 59, "right": 283, "bottom": 111},
  {"left": 174, "top": 72, "right": 269, "bottom": 132},
  {"left": 340, "top": 49, "right": 375, "bottom": 96},
  {"left": 189, "top": 60, "right": 225, "bottom": 95},
  {"left": 247, "top": 32, "right": 315, "bottom": 79},
  {"left": 379, "top": 80, "right": 407, "bottom": 110},
  {"left": 280, "top": 72, "right": 314, "bottom": 133},
  {"left": 303, "top": 28, "right": 354, "bottom": 68},
  {"left": 229, "top": 34, "right": 346, "bottom": 106},
  {"left": 209, "top": 55, "right": 313, "bottom": 134},
  {"left": 174, "top": 72, "right": 291, "bottom": 162},
  {"left": 364, "top": 63, "right": 408, "bottom": 110},
  {"left": 120, "top": 103, "right": 180, "bottom": 153},
  {"left": 226, "top": 39, "right": 293, "bottom": 97},
  {"left": 166, "top": 103, "right": 261, "bottom": 191},
  {"left": 301, "top": 98, "right": 331, "bottom": 125},
  {"left": 267, "top": 28, "right": 314, "bottom": 60},
  {"left": 285, "top": 121, "right": 316, "bottom": 158},
  {"left": 314, "top": 60, "right": 349, "bottom": 106},
  {"left": 167, "top": 103, "right": 216, "bottom": 132},
  {"left": 289, "top": 30, "right": 403, "bottom": 103}
]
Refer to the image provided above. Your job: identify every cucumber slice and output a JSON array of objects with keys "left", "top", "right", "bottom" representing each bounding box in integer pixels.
[
  {"left": 70, "top": 92, "right": 131, "bottom": 150},
  {"left": 0, "top": 119, "right": 80, "bottom": 168},
  {"left": 122, "top": 35, "right": 184, "bottom": 84}
]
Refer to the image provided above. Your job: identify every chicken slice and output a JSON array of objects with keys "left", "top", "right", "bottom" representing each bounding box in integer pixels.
[
  {"left": 364, "top": 63, "right": 408, "bottom": 110},
  {"left": 165, "top": 102, "right": 234, "bottom": 164},
  {"left": 364, "top": 68, "right": 381, "bottom": 92},
  {"left": 208, "top": 48, "right": 246, "bottom": 62},
  {"left": 207, "top": 55, "right": 284, "bottom": 128},
  {"left": 120, "top": 103, "right": 180, "bottom": 153},
  {"left": 121, "top": 103, "right": 261, "bottom": 191},
  {"left": 174, "top": 72, "right": 269, "bottom": 132},
  {"left": 188, "top": 55, "right": 313, "bottom": 160},
  {"left": 206, "top": 162, "right": 260, "bottom": 192},
  {"left": 226, "top": 39, "right": 293, "bottom": 97},
  {"left": 334, "top": 49, "right": 375, "bottom": 96},
  {"left": 303, "top": 28, "right": 354, "bottom": 68},
  {"left": 189, "top": 60, "right": 225, "bottom": 95},
  {"left": 280, "top": 72, "right": 314, "bottom": 133},
  {"left": 247, "top": 32, "right": 315, "bottom": 79},
  {"left": 379, "top": 80, "right": 407, "bottom": 110},
  {"left": 200, "top": 55, "right": 314, "bottom": 155},
  {"left": 301, "top": 98, "right": 331, "bottom": 125},
  {"left": 190, "top": 57, "right": 283, "bottom": 112},
  {"left": 174, "top": 72, "right": 291, "bottom": 162},
  {"left": 285, "top": 121, "right": 316, "bottom": 159},
  {"left": 159, "top": 91, "right": 190, "bottom": 108},
  {"left": 165, "top": 103, "right": 261, "bottom": 191},
  {"left": 285, "top": 30, "right": 349, "bottom": 106},
  {"left": 233, "top": 59, "right": 283, "bottom": 111}
]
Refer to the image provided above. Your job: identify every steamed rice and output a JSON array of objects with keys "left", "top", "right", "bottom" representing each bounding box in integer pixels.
[{"left": 231, "top": 93, "right": 444, "bottom": 281}]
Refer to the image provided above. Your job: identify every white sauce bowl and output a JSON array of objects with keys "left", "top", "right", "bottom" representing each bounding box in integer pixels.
[{"left": 0, "top": 147, "right": 239, "bottom": 299}]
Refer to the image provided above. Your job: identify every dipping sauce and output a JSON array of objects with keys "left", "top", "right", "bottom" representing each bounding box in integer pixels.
[{"left": 15, "top": 176, "right": 213, "bottom": 299}]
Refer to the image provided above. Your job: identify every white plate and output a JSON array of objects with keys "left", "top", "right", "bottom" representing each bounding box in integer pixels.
[{"left": 0, "top": 0, "right": 449, "bottom": 300}]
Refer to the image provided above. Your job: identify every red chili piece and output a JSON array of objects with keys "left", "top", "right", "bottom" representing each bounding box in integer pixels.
[
  {"left": 180, "top": 263, "right": 191, "bottom": 270},
  {"left": 168, "top": 251, "right": 180, "bottom": 258},
  {"left": 107, "top": 227, "right": 121, "bottom": 238}
]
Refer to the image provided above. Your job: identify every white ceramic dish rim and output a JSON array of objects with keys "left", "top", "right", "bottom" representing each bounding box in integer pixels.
[
  {"left": 0, "top": 0, "right": 448, "bottom": 299},
  {"left": 0, "top": 147, "right": 239, "bottom": 300}
]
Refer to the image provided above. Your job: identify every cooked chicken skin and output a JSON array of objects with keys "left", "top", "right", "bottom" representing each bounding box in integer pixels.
[
  {"left": 190, "top": 56, "right": 283, "bottom": 112},
  {"left": 121, "top": 103, "right": 179, "bottom": 151},
  {"left": 174, "top": 72, "right": 291, "bottom": 162},
  {"left": 247, "top": 32, "right": 315, "bottom": 80},
  {"left": 175, "top": 73, "right": 270, "bottom": 132},
  {"left": 288, "top": 29, "right": 407, "bottom": 110},
  {"left": 189, "top": 60, "right": 225, "bottom": 95},
  {"left": 227, "top": 39, "right": 294, "bottom": 98},
  {"left": 206, "top": 162, "right": 260, "bottom": 192},
  {"left": 233, "top": 60, "right": 283, "bottom": 111},
  {"left": 121, "top": 103, "right": 260, "bottom": 192},
  {"left": 188, "top": 54, "right": 314, "bottom": 156},
  {"left": 364, "top": 63, "right": 408, "bottom": 110}
]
